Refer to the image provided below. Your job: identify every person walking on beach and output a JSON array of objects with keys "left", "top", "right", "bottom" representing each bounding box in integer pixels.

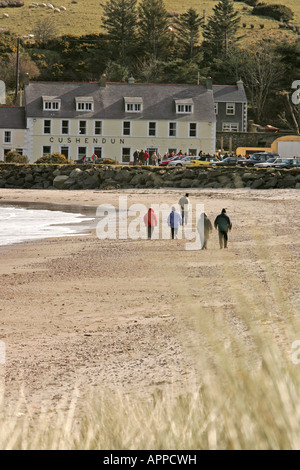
[
  {"left": 167, "top": 207, "right": 182, "bottom": 239},
  {"left": 197, "top": 212, "right": 213, "bottom": 250},
  {"left": 214, "top": 208, "right": 232, "bottom": 249},
  {"left": 143, "top": 208, "right": 158, "bottom": 239},
  {"left": 178, "top": 193, "right": 189, "bottom": 225}
]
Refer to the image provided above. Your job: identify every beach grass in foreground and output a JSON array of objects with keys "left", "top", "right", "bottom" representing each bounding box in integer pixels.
[{"left": 0, "top": 233, "right": 300, "bottom": 450}]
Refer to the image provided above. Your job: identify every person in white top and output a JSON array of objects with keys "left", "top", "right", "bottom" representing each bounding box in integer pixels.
[{"left": 178, "top": 193, "right": 189, "bottom": 225}]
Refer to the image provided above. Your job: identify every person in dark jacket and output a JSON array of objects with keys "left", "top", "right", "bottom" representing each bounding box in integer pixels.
[
  {"left": 133, "top": 149, "right": 139, "bottom": 165},
  {"left": 214, "top": 208, "right": 232, "bottom": 249},
  {"left": 197, "top": 212, "right": 213, "bottom": 249},
  {"left": 138, "top": 150, "right": 144, "bottom": 165}
]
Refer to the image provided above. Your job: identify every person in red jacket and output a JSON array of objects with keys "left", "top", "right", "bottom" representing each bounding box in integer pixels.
[
  {"left": 143, "top": 208, "right": 158, "bottom": 239},
  {"left": 143, "top": 150, "right": 149, "bottom": 165}
]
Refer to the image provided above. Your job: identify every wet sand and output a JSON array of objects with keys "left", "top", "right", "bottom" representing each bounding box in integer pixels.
[{"left": 0, "top": 187, "right": 299, "bottom": 416}]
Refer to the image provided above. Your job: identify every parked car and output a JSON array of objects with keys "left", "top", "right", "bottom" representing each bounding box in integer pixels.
[
  {"left": 209, "top": 156, "right": 245, "bottom": 167},
  {"left": 167, "top": 156, "right": 199, "bottom": 167},
  {"left": 271, "top": 158, "right": 300, "bottom": 169},
  {"left": 243, "top": 152, "right": 280, "bottom": 167},
  {"left": 254, "top": 157, "right": 278, "bottom": 168},
  {"left": 189, "top": 156, "right": 220, "bottom": 166},
  {"left": 159, "top": 155, "right": 185, "bottom": 166},
  {"left": 75, "top": 156, "right": 103, "bottom": 164}
]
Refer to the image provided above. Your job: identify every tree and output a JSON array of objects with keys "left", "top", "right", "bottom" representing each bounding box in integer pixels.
[
  {"left": 275, "top": 39, "right": 300, "bottom": 133},
  {"left": 33, "top": 17, "right": 58, "bottom": 43},
  {"left": 100, "top": 0, "right": 138, "bottom": 63},
  {"left": 202, "top": 0, "right": 241, "bottom": 61},
  {"left": 174, "top": 8, "right": 203, "bottom": 59},
  {"left": 137, "top": 0, "right": 170, "bottom": 61},
  {"left": 0, "top": 51, "right": 39, "bottom": 89},
  {"left": 238, "top": 42, "right": 283, "bottom": 123}
]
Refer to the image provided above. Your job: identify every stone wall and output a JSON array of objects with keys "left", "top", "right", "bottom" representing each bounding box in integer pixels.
[
  {"left": 0, "top": 164, "right": 300, "bottom": 190},
  {"left": 216, "top": 131, "right": 294, "bottom": 152}
]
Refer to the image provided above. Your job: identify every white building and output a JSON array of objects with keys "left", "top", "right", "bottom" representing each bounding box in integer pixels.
[{"left": 0, "top": 77, "right": 217, "bottom": 162}]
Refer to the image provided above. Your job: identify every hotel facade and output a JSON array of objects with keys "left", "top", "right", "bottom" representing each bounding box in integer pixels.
[{"left": 0, "top": 77, "right": 234, "bottom": 162}]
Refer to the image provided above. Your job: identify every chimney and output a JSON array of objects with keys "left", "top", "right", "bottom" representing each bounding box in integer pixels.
[
  {"left": 128, "top": 75, "right": 135, "bottom": 84},
  {"left": 99, "top": 73, "right": 106, "bottom": 87},
  {"left": 206, "top": 76, "right": 212, "bottom": 90},
  {"left": 237, "top": 79, "right": 244, "bottom": 90}
]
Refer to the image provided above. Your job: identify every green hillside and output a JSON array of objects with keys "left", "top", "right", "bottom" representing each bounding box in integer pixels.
[{"left": 0, "top": 0, "right": 299, "bottom": 43}]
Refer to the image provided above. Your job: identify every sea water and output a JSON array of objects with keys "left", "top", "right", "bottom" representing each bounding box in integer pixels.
[{"left": 0, "top": 204, "right": 94, "bottom": 246}]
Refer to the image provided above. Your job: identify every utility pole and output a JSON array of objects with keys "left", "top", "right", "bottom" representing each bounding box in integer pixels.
[{"left": 15, "top": 37, "right": 20, "bottom": 103}]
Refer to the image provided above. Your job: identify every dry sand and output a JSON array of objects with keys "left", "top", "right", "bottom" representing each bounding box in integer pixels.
[{"left": 0, "top": 187, "right": 299, "bottom": 417}]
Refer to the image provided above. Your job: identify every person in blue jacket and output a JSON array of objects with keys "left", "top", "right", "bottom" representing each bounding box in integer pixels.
[
  {"left": 167, "top": 207, "right": 182, "bottom": 239},
  {"left": 214, "top": 208, "right": 232, "bottom": 249}
]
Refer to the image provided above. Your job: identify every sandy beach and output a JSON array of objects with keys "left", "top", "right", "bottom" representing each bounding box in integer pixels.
[{"left": 0, "top": 187, "right": 299, "bottom": 418}]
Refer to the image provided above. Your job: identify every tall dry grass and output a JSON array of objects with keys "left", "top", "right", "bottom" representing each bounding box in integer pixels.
[{"left": 0, "top": 232, "right": 299, "bottom": 450}]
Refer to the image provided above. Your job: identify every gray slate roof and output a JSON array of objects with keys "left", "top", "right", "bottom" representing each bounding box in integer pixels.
[
  {"left": 24, "top": 81, "right": 216, "bottom": 122},
  {"left": 0, "top": 107, "right": 26, "bottom": 129},
  {"left": 213, "top": 82, "right": 247, "bottom": 103}
]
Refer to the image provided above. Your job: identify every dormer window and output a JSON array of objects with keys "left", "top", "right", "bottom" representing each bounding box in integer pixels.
[
  {"left": 75, "top": 97, "right": 94, "bottom": 112},
  {"left": 124, "top": 97, "right": 143, "bottom": 113},
  {"left": 42, "top": 96, "right": 61, "bottom": 111},
  {"left": 175, "top": 99, "right": 193, "bottom": 114}
]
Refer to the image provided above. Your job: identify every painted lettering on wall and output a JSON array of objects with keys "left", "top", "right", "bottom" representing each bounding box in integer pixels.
[{"left": 49, "top": 137, "right": 126, "bottom": 144}]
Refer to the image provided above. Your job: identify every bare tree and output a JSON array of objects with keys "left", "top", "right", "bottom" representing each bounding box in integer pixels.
[
  {"left": 33, "top": 17, "right": 59, "bottom": 42},
  {"left": 239, "top": 42, "right": 283, "bottom": 123},
  {"left": 278, "top": 91, "right": 300, "bottom": 135},
  {"left": 0, "top": 52, "right": 39, "bottom": 89}
]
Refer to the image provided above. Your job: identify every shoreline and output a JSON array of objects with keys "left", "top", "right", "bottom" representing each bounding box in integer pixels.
[
  {"left": 0, "top": 188, "right": 299, "bottom": 417},
  {"left": 0, "top": 198, "right": 97, "bottom": 217},
  {"left": 0, "top": 199, "right": 96, "bottom": 248}
]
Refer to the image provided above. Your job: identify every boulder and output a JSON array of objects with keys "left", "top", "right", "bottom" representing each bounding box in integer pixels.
[
  {"left": 62, "top": 178, "right": 77, "bottom": 189},
  {"left": 69, "top": 167, "right": 82, "bottom": 179},
  {"left": 264, "top": 177, "right": 278, "bottom": 189},
  {"left": 53, "top": 174, "right": 69, "bottom": 188},
  {"left": 81, "top": 174, "right": 100, "bottom": 189},
  {"left": 114, "top": 169, "right": 132, "bottom": 183},
  {"left": 179, "top": 178, "right": 193, "bottom": 188},
  {"left": 182, "top": 168, "right": 195, "bottom": 179},
  {"left": 130, "top": 173, "right": 145, "bottom": 185},
  {"left": 251, "top": 178, "right": 264, "bottom": 189}
]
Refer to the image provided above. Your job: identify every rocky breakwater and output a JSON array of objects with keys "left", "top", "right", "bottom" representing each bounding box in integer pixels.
[{"left": 0, "top": 164, "right": 300, "bottom": 190}]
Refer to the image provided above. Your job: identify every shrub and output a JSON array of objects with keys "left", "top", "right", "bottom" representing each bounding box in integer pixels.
[
  {"left": 35, "top": 153, "right": 73, "bottom": 164},
  {"left": 101, "top": 158, "right": 120, "bottom": 165},
  {"left": 5, "top": 151, "right": 28, "bottom": 163},
  {"left": 244, "top": 0, "right": 259, "bottom": 6},
  {"left": 252, "top": 4, "right": 294, "bottom": 22}
]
